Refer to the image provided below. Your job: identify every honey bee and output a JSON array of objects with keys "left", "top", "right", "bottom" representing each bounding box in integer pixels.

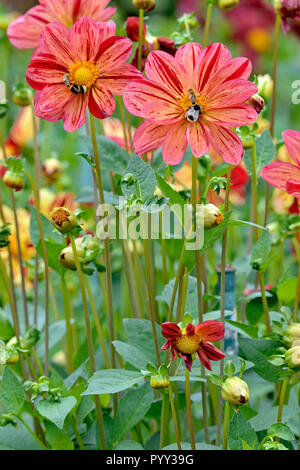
[
  {"left": 64, "top": 74, "right": 87, "bottom": 95},
  {"left": 185, "top": 88, "right": 201, "bottom": 122}
]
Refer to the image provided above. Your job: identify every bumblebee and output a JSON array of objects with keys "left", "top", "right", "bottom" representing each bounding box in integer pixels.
[
  {"left": 185, "top": 89, "right": 201, "bottom": 122},
  {"left": 64, "top": 74, "right": 87, "bottom": 95}
]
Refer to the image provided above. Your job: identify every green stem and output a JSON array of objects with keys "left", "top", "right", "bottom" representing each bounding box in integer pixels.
[
  {"left": 69, "top": 416, "right": 86, "bottom": 450},
  {"left": 222, "top": 401, "right": 230, "bottom": 450},
  {"left": 70, "top": 235, "right": 107, "bottom": 450},
  {"left": 61, "top": 274, "right": 74, "bottom": 373},
  {"left": 138, "top": 9, "right": 144, "bottom": 71},
  {"left": 18, "top": 415, "right": 47, "bottom": 450},
  {"left": 277, "top": 378, "right": 289, "bottom": 424},
  {"left": 168, "top": 384, "right": 182, "bottom": 450},
  {"left": 160, "top": 392, "right": 169, "bottom": 449},
  {"left": 203, "top": 2, "right": 213, "bottom": 47},
  {"left": 185, "top": 368, "right": 196, "bottom": 450},
  {"left": 31, "top": 349, "right": 44, "bottom": 377}
]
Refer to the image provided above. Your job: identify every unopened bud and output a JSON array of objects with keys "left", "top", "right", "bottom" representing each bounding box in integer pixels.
[
  {"left": 257, "top": 74, "right": 273, "bottom": 101},
  {"left": 247, "top": 93, "right": 265, "bottom": 114},
  {"left": 221, "top": 376, "right": 249, "bottom": 405},
  {"left": 218, "top": 0, "right": 239, "bottom": 10},
  {"left": 202, "top": 204, "right": 224, "bottom": 229},
  {"left": 126, "top": 17, "right": 146, "bottom": 42},
  {"left": 150, "top": 374, "right": 170, "bottom": 389},
  {"left": 3, "top": 170, "right": 25, "bottom": 191},
  {"left": 283, "top": 323, "right": 300, "bottom": 346},
  {"left": 285, "top": 345, "right": 300, "bottom": 370},
  {"left": 132, "top": 0, "right": 156, "bottom": 12},
  {"left": 12, "top": 84, "right": 33, "bottom": 107},
  {"left": 59, "top": 244, "right": 85, "bottom": 270},
  {"left": 42, "top": 158, "right": 62, "bottom": 184},
  {"left": 50, "top": 207, "right": 78, "bottom": 234}
]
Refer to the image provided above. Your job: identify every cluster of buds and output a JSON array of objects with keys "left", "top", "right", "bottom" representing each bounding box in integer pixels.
[
  {"left": 2, "top": 156, "right": 25, "bottom": 191},
  {"left": 12, "top": 83, "right": 33, "bottom": 107},
  {"left": 24, "top": 376, "right": 62, "bottom": 402},
  {"left": 59, "top": 234, "right": 102, "bottom": 272},
  {"left": 41, "top": 158, "right": 62, "bottom": 185},
  {"left": 132, "top": 0, "right": 156, "bottom": 12},
  {"left": 50, "top": 207, "right": 78, "bottom": 234},
  {"left": 218, "top": 0, "right": 240, "bottom": 11},
  {"left": 283, "top": 323, "right": 300, "bottom": 346},
  {"left": 142, "top": 363, "right": 170, "bottom": 390}
]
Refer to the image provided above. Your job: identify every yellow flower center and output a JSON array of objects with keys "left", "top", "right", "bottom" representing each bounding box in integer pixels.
[
  {"left": 68, "top": 61, "right": 99, "bottom": 89},
  {"left": 246, "top": 28, "right": 272, "bottom": 54},
  {"left": 215, "top": 213, "right": 224, "bottom": 225},
  {"left": 51, "top": 208, "right": 70, "bottom": 227},
  {"left": 177, "top": 90, "right": 206, "bottom": 121},
  {"left": 174, "top": 330, "right": 200, "bottom": 355}
]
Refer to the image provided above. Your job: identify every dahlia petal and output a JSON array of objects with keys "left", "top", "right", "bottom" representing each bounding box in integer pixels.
[
  {"left": 197, "top": 349, "right": 212, "bottom": 371},
  {"left": 162, "top": 121, "right": 188, "bottom": 165},
  {"left": 175, "top": 42, "right": 202, "bottom": 80},
  {"left": 183, "top": 354, "right": 193, "bottom": 371},
  {"left": 34, "top": 91, "right": 64, "bottom": 123},
  {"left": 194, "top": 43, "right": 232, "bottom": 92},
  {"left": 195, "top": 320, "right": 225, "bottom": 342},
  {"left": 145, "top": 50, "right": 188, "bottom": 98},
  {"left": 62, "top": 93, "right": 89, "bottom": 132},
  {"left": 161, "top": 322, "right": 182, "bottom": 339},
  {"left": 76, "top": 0, "right": 116, "bottom": 21},
  {"left": 186, "top": 323, "right": 195, "bottom": 336},
  {"left": 286, "top": 179, "right": 300, "bottom": 198},
  {"left": 100, "top": 63, "right": 143, "bottom": 95},
  {"left": 95, "top": 7, "right": 117, "bottom": 22},
  {"left": 260, "top": 161, "right": 300, "bottom": 192},
  {"left": 187, "top": 122, "right": 209, "bottom": 157},
  {"left": 124, "top": 79, "right": 176, "bottom": 118},
  {"left": 207, "top": 123, "right": 244, "bottom": 165},
  {"left": 39, "top": 22, "right": 74, "bottom": 66},
  {"left": 282, "top": 130, "right": 300, "bottom": 167},
  {"left": 95, "top": 36, "right": 132, "bottom": 70},
  {"left": 200, "top": 342, "right": 226, "bottom": 361},
  {"left": 37, "top": 84, "right": 72, "bottom": 115},
  {"left": 70, "top": 16, "right": 103, "bottom": 62},
  {"left": 97, "top": 21, "right": 117, "bottom": 42},
  {"left": 133, "top": 120, "right": 170, "bottom": 155},
  {"left": 7, "top": 11, "right": 43, "bottom": 49},
  {"left": 161, "top": 339, "right": 171, "bottom": 350},
  {"left": 26, "top": 54, "right": 67, "bottom": 90},
  {"left": 89, "top": 81, "right": 115, "bottom": 119},
  {"left": 203, "top": 57, "right": 252, "bottom": 95},
  {"left": 205, "top": 104, "right": 257, "bottom": 127},
  {"left": 142, "top": 101, "right": 181, "bottom": 123},
  {"left": 205, "top": 79, "right": 258, "bottom": 108}
]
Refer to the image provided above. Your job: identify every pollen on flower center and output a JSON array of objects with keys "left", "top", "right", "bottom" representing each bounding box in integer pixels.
[
  {"left": 174, "top": 333, "right": 200, "bottom": 355},
  {"left": 68, "top": 61, "right": 99, "bottom": 88},
  {"left": 51, "top": 208, "right": 70, "bottom": 226},
  {"left": 178, "top": 90, "right": 206, "bottom": 122}
]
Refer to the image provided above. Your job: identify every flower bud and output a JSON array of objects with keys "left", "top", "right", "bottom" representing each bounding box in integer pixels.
[
  {"left": 218, "top": 0, "right": 239, "bottom": 10},
  {"left": 221, "top": 376, "right": 249, "bottom": 405},
  {"left": 5, "top": 347, "right": 19, "bottom": 364},
  {"left": 126, "top": 17, "right": 146, "bottom": 42},
  {"left": 12, "top": 84, "right": 33, "bottom": 107},
  {"left": 150, "top": 374, "right": 170, "bottom": 389},
  {"left": 285, "top": 345, "right": 300, "bottom": 370},
  {"left": 283, "top": 323, "right": 300, "bottom": 346},
  {"left": 3, "top": 170, "right": 25, "bottom": 191},
  {"left": 132, "top": 0, "right": 156, "bottom": 12},
  {"left": 50, "top": 207, "right": 78, "bottom": 234},
  {"left": 247, "top": 93, "right": 265, "bottom": 114},
  {"left": 202, "top": 204, "right": 224, "bottom": 229},
  {"left": 59, "top": 244, "right": 86, "bottom": 270},
  {"left": 241, "top": 134, "right": 254, "bottom": 149},
  {"left": 257, "top": 74, "right": 273, "bottom": 101},
  {"left": 42, "top": 158, "right": 62, "bottom": 184}
]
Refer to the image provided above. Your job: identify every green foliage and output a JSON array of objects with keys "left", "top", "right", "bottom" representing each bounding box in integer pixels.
[
  {"left": 228, "top": 412, "right": 258, "bottom": 450},
  {"left": 0, "top": 367, "right": 24, "bottom": 415},
  {"left": 37, "top": 396, "right": 77, "bottom": 429}
]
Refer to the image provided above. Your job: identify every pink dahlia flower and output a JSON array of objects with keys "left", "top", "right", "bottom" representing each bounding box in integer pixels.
[
  {"left": 261, "top": 130, "right": 300, "bottom": 198},
  {"left": 123, "top": 42, "right": 258, "bottom": 165},
  {"left": 26, "top": 17, "right": 142, "bottom": 133},
  {"left": 7, "top": 0, "right": 116, "bottom": 49}
]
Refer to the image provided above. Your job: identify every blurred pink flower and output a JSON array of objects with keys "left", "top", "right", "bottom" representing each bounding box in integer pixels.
[
  {"left": 26, "top": 17, "right": 141, "bottom": 133},
  {"left": 276, "top": 0, "right": 300, "bottom": 33},
  {"left": 124, "top": 42, "right": 257, "bottom": 165},
  {"left": 261, "top": 130, "right": 300, "bottom": 198},
  {"left": 7, "top": 0, "right": 116, "bottom": 49}
]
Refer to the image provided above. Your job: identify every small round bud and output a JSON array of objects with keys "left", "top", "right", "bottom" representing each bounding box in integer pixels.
[
  {"left": 0, "top": 100, "right": 9, "bottom": 119},
  {"left": 221, "top": 376, "right": 249, "bottom": 405},
  {"left": 12, "top": 84, "right": 33, "bottom": 107},
  {"left": 42, "top": 158, "right": 62, "bottom": 184},
  {"left": 150, "top": 374, "right": 170, "bottom": 389},
  {"left": 283, "top": 323, "right": 300, "bottom": 347},
  {"left": 218, "top": 0, "right": 239, "bottom": 11},
  {"left": 59, "top": 244, "right": 85, "bottom": 270},
  {"left": 202, "top": 204, "right": 224, "bottom": 229},
  {"left": 241, "top": 134, "right": 254, "bottom": 149},
  {"left": 50, "top": 207, "right": 78, "bottom": 234},
  {"left": 247, "top": 94, "right": 265, "bottom": 114},
  {"left": 257, "top": 74, "right": 273, "bottom": 101},
  {"left": 132, "top": 0, "right": 156, "bottom": 12},
  {"left": 285, "top": 345, "right": 300, "bottom": 370},
  {"left": 3, "top": 170, "right": 25, "bottom": 191},
  {"left": 126, "top": 17, "right": 146, "bottom": 42}
]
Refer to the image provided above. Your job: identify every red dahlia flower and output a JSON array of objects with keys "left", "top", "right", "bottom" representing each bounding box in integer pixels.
[
  {"left": 261, "top": 130, "right": 300, "bottom": 198},
  {"left": 161, "top": 321, "right": 225, "bottom": 371},
  {"left": 123, "top": 42, "right": 257, "bottom": 166},
  {"left": 275, "top": 0, "right": 300, "bottom": 33},
  {"left": 26, "top": 17, "right": 142, "bottom": 132},
  {"left": 8, "top": 0, "right": 116, "bottom": 49}
]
